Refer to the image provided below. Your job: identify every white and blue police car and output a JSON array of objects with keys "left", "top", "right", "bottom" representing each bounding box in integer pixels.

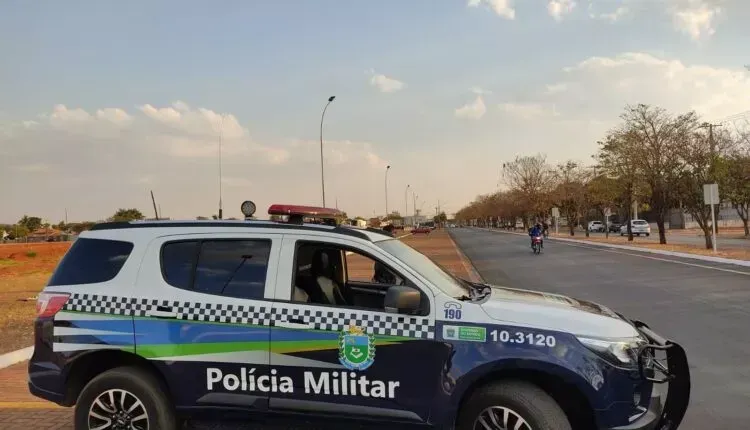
[{"left": 29, "top": 202, "right": 690, "bottom": 430}]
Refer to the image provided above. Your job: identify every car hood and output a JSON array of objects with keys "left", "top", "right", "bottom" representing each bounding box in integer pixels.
[{"left": 479, "top": 285, "right": 640, "bottom": 338}]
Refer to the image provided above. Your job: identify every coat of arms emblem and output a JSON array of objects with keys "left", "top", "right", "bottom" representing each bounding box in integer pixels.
[{"left": 338, "top": 325, "right": 375, "bottom": 371}]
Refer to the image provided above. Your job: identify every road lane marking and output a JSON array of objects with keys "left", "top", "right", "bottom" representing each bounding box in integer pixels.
[
  {"left": 548, "top": 238, "right": 750, "bottom": 277},
  {"left": 474, "top": 228, "right": 750, "bottom": 276}
]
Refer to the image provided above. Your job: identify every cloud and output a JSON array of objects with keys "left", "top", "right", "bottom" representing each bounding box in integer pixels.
[
  {"left": 455, "top": 96, "right": 487, "bottom": 120},
  {"left": 498, "top": 103, "right": 560, "bottom": 119},
  {"left": 468, "top": 0, "right": 516, "bottom": 20},
  {"left": 369, "top": 72, "right": 406, "bottom": 93},
  {"left": 470, "top": 86, "right": 493, "bottom": 95},
  {"left": 289, "top": 139, "right": 388, "bottom": 169},
  {"left": 548, "top": 0, "right": 576, "bottom": 21},
  {"left": 0, "top": 102, "right": 391, "bottom": 222},
  {"left": 545, "top": 52, "right": 750, "bottom": 121},
  {"left": 668, "top": 0, "right": 722, "bottom": 40}
]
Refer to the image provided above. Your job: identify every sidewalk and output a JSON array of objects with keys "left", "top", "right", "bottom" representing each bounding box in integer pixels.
[{"left": 0, "top": 228, "right": 475, "bottom": 429}]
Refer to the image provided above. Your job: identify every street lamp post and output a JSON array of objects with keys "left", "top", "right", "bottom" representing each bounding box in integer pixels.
[
  {"left": 320, "top": 96, "right": 336, "bottom": 207},
  {"left": 405, "top": 184, "right": 410, "bottom": 221},
  {"left": 385, "top": 165, "right": 390, "bottom": 216}
]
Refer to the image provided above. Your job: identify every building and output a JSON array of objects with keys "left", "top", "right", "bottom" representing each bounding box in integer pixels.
[{"left": 402, "top": 215, "right": 428, "bottom": 227}]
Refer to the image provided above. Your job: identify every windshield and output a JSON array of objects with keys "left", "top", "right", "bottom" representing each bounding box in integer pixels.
[{"left": 376, "top": 238, "right": 471, "bottom": 298}]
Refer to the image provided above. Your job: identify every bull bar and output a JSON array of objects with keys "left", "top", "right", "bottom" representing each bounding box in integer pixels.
[{"left": 632, "top": 320, "right": 691, "bottom": 430}]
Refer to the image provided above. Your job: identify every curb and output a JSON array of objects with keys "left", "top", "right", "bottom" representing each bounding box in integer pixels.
[
  {"left": 446, "top": 230, "right": 484, "bottom": 283},
  {"left": 480, "top": 228, "right": 750, "bottom": 268},
  {"left": 0, "top": 346, "right": 33, "bottom": 370}
]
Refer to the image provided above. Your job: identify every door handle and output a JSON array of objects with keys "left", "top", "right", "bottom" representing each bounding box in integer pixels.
[
  {"left": 148, "top": 306, "right": 177, "bottom": 319},
  {"left": 276, "top": 317, "right": 312, "bottom": 329}
]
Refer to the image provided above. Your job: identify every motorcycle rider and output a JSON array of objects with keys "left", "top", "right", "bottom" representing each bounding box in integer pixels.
[{"left": 529, "top": 222, "right": 543, "bottom": 249}]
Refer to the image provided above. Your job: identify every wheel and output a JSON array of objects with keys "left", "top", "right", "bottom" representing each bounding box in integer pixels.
[
  {"left": 457, "top": 380, "right": 572, "bottom": 430},
  {"left": 74, "top": 366, "right": 178, "bottom": 430},
  {"left": 646, "top": 233, "right": 650, "bottom": 237}
]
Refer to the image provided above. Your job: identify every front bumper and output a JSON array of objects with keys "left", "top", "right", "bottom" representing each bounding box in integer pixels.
[{"left": 610, "top": 320, "right": 691, "bottom": 430}]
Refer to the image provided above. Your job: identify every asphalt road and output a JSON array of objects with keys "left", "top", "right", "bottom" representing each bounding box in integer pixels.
[{"left": 449, "top": 228, "right": 750, "bottom": 430}]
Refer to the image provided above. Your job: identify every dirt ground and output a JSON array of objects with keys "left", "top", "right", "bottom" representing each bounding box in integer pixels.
[{"left": 0, "top": 242, "right": 71, "bottom": 355}]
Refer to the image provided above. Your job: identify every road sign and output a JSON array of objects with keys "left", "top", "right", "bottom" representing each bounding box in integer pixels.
[
  {"left": 703, "top": 183, "right": 719, "bottom": 205},
  {"left": 551, "top": 207, "right": 560, "bottom": 218},
  {"left": 604, "top": 207, "right": 611, "bottom": 217}
]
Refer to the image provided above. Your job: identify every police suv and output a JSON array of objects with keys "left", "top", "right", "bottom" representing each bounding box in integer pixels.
[{"left": 29, "top": 202, "right": 690, "bottom": 430}]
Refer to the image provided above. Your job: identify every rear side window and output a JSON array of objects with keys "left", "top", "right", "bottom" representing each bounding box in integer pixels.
[
  {"left": 48, "top": 238, "right": 134, "bottom": 286},
  {"left": 161, "top": 239, "right": 271, "bottom": 300}
]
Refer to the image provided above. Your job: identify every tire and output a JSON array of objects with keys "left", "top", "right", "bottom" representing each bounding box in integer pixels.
[
  {"left": 457, "top": 380, "right": 572, "bottom": 430},
  {"left": 74, "top": 366, "right": 178, "bottom": 430}
]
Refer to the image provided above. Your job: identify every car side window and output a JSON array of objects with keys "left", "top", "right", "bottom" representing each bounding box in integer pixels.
[
  {"left": 161, "top": 239, "right": 271, "bottom": 300},
  {"left": 292, "top": 241, "right": 416, "bottom": 313},
  {"left": 345, "top": 251, "right": 403, "bottom": 286}
]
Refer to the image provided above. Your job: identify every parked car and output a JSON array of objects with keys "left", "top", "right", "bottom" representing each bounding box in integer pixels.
[
  {"left": 587, "top": 221, "right": 605, "bottom": 232},
  {"left": 412, "top": 226, "right": 432, "bottom": 234},
  {"left": 28, "top": 201, "right": 691, "bottom": 430},
  {"left": 620, "top": 219, "right": 651, "bottom": 236},
  {"left": 608, "top": 222, "right": 622, "bottom": 233}
]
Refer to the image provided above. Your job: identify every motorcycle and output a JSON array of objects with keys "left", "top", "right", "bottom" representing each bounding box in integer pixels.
[{"left": 532, "top": 236, "right": 543, "bottom": 254}]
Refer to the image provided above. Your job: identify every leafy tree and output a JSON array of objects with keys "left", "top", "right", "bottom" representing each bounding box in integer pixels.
[
  {"left": 724, "top": 153, "right": 750, "bottom": 237},
  {"left": 18, "top": 215, "right": 42, "bottom": 232},
  {"left": 433, "top": 212, "right": 448, "bottom": 224},
  {"left": 673, "top": 125, "right": 732, "bottom": 248},
  {"left": 110, "top": 208, "right": 145, "bottom": 222},
  {"left": 617, "top": 104, "right": 693, "bottom": 244},
  {"left": 586, "top": 173, "right": 620, "bottom": 238}
]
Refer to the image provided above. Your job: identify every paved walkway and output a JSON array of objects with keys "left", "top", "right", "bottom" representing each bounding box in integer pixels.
[{"left": 0, "top": 229, "right": 473, "bottom": 429}]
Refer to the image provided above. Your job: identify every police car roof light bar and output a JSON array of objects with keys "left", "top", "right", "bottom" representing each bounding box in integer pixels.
[{"left": 268, "top": 204, "right": 344, "bottom": 226}]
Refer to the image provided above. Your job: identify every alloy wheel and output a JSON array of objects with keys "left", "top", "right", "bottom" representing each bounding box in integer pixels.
[
  {"left": 87, "top": 389, "right": 149, "bottom": 430},
  {"left": 473, "top": 406, "right": 533, "bottom": 430}
]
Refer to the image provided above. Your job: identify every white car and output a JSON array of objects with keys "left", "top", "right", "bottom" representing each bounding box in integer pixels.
[
  {"left": 620, "top": 219, "right": 651, "bottom": 236},
  {"left": 587, "top": 221, "right": 605, "bottom": 232}
]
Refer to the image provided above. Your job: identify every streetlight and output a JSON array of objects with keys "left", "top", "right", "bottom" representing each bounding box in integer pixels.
[
  {"left": 218, "top": 114, "right": 225, "bottom": 219},
  {"left": 405, "top": 184, "right": 410, "bottom": 220},
  {"left": 320, "top": 96, "right": 336, "bottom": 207},
  {"left": 385, "top": 165, "right": 390, "bottom": 216}
]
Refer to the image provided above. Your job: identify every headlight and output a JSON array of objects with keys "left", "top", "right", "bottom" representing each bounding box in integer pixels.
[{"left": 577, "top": 336, "right": 647, "bottom": 368}]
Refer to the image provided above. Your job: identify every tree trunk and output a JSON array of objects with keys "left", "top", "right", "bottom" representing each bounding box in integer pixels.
[
  {"left": 655, "top": 214, "right": 667, "bottom": 244},
  {"left": 735, "top": 204, "right": 749, "bottom": 237},
  {"left": 696, "top": 217, "right": 713, "bottom": 249}
]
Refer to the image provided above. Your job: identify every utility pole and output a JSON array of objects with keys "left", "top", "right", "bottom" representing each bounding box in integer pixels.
[
  {"left": 64, "top": 208, "right": 68, "bottom": 225},
  {"left": 699, "top": 122, "right": 723, "bottom": 233},
  {"left": 150, "top": 190, "right": 159, "bottom": 220}
]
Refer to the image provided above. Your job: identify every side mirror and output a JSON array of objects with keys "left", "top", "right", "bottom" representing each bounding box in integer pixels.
[{"left": 384, "top": 286, "right": 421, "bottom": 314}]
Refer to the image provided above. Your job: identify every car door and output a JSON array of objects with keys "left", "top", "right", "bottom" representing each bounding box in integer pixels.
[
  {"left": 132, "top": 232, "right": 281, "bottom": 412},
  {"left": 267, "top": 234, "right": 449, "bottom": 423}
]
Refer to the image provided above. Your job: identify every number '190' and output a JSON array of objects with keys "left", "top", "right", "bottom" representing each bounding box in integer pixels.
[{"left": 490, "top": 330, "right": 556, "bottom": 347}]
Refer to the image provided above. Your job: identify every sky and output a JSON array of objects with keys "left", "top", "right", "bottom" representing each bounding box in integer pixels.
[{"left": 1, "top": 0, "right": 750, "bottom": 223}]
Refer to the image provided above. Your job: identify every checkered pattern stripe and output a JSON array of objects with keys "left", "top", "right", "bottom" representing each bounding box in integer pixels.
[
  {"left": 63, "top": 294, "right": 273, "bottom": 326},
  {"left": 275, "top": 304, "right": 434, "bottom": 340},
  {"left": 62, "top": 294, "right": 435, "bottom": 339}
]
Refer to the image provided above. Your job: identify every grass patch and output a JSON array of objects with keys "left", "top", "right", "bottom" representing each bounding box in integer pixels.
[
  {"left": 0, "top": 258, "right": 16, "bottom": 267},
  {"left": 25, "top": 251, "right": 37, "bottom": 258}
]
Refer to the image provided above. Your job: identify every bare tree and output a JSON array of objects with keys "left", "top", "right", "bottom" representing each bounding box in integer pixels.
[
  {"left": 724, "top": 151, "right": 750, "bottom": 237},
  {"left": 502, "top": 154, "right": 555, "bottom": 226},
  {"left": 551, "top": 161, "right": 586, "bottom": 236}
]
